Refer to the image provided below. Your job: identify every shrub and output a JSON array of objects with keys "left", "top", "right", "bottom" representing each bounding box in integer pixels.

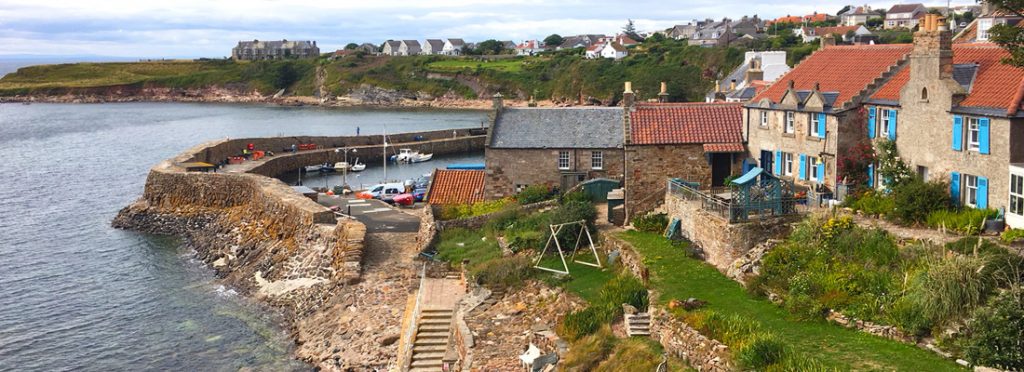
[
  {"left": 926, "top": 208, "right": 999, "bottom": 235},
  {"left": 593, "top": 338, "right": 665, "bottom": 372},
  {"left": 848, "top": 190, "right": 895, "bottom": 217},
  {"left": 632, "top": 213, "right": 669, "bottom": 233},
  {"left": 470, "top": 255, "right": 533, "bottom": 288},
  {"left": 908, "top": 255, "right": 994, "bottom": 325},
  {"left": 560, "top": 326, "right": 616, "bottom": 371},
  {"left": 516, "top": 184, "right": 552, "bottom": 205},
  {"left": 598, "top": 275, "right": 649, "bottom": 313},
  {"left": 889, "top": 177, "right": 951, "bottom": 225},
  {"left": 1000, "top": 228, "right": 1024, "bottom": 244},
  {"left": 885, "top": 296, "right": 934, "bottom": 337},
  {"left": 560, "top": 190, "right": 592, "bottom": 204},
  {"left": 558, "top": 306, "right": 612, "bottom": 341},
  {"left": 505, "top": 229, "right": 545, "bottom": 253},
  {"left": 960, "top": 290, "right": 1024, "bottom": 369},
  {"left": 736, "top": 333, "right": 787, "bottom": 369},
  {"left": 438, "top": 198, "right": 514, "bottom": 220}
]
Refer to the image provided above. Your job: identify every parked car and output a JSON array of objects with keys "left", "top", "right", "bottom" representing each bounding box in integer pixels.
[
  {"left": 358, "top": 182, "right": 405, "bottom": 200},
  {"left": 412, "top": 188, "right": 428, "bottom": 202},
  {"left": 392, "top": 193, "right": 415, "bottom": 206}
]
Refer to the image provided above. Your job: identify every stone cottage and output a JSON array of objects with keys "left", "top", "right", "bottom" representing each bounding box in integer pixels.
[
  {"left": 624, "top": 96, "right": 745, "bottom": 220},
  {"left": 865, "top": 14, "right": 1024, "bottom": 227},
  {"left": 743, "top": 38, "right": 913, "bottom": 192},
  {"left": 483, "top": 97, "right": 625, "bottom": 199}
]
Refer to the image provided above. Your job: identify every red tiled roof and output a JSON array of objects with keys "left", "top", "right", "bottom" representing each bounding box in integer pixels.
[
  {"left": 703, "top": 143, "right": 746, "bottom": 153},
  {"left": 770, "top": 13, "right": 832, "bottom": 24},
  {"left": 426, "top": 170, "right": 485, "bottom": 205},
  {"left": 751, "top": 44, "right": 913, "bottom": 108},
  {"left": 871, "top": 44, "right": 1024, "bottom": 114},
  {"left": 629, "top": 103, "right": 743, "bottom": 145},
  {"left": 812, "top": 25, "right": 860, "bottom": 36}
]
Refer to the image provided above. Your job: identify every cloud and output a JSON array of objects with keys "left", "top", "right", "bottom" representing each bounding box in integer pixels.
[{"left": 0, "top": 0, "right": 981, "bottom": 58}]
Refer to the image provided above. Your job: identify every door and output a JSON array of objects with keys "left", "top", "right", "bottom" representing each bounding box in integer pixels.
[
  {"left": 560, "top": 172, "right": 587, "bottom": 192},
  {"left": 711, "top": 154, "right": 732, "bottom": 187},
  {"left": 759, "top": 150, "right": 773, "bottom": 173}
]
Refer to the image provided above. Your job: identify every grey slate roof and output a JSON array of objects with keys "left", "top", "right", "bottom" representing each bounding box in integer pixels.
[
  {"left": 953, "top": 63, "right": 979, "bottom": 92},
  {"left": 491, "top": 108, "right": 624, "bottom": 149},
  {"left": 425, "top": 39, "right": 445, "bottom": 50}
]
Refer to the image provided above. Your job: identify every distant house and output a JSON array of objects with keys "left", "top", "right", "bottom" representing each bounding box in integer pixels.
[
  {"left": 768, "top": 12, "right": 835, "bottom": 25},
  {"left": 707, "top": 51, "right": 790, "bottom": 103},
  {"left": 885, "top": 3, "right": 927, "bottom": 29},
  {"left": 381, "top": 40, "right": 402, "bottom": 56},
  {"left": 399, "top": 40, "right": 422, "bottom": 56},
  {"left": 426, "top": 169, "right": 486, "bottom": 205},
  {"left": 515, "top": 40, "right": 545, "bottom": 56},
  {"left": 689, "top": 20, "right": 736, "bottom": 47},
  {"left": 442, "top": 39, "right": 466, "bottom": 55},
  {"left": 357, "top": 43, "right": 379, "bottom": 54},
  {"left": 667, "top": 22, "right": 704, "bottom": 40},
  {"left": 612, "top": 34, "right": 639, "bottom": 47},
  {"left": 794, "top": 25, "right": 871, "bottom": 43},
  {"left": 422, "top": 39, "right": 445, "bottom": 55},
  {"left": 839, "top": 5, "right": 881, "bottom": 26},
  {"left": 558, "top": 35, "right": 604, "bottom": 50},
  {"left": 973, "top": 8, "right": 1024, "bottom": 42},
  {"left": 584, "top": 44, "right": 602, "bottom": 59},
  {"left": 600, "top": 42, "right": 628, "bottom": 59},
  {"left": 231, "top": 39, "right": 320, "bottom": 60},
  {"left": 728, "top": 15, "right": 766, "bottom": 36}
]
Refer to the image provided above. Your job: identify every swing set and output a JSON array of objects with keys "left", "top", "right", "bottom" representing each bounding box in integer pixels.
[{"left": 533, "top": 220, "right": 602, "bottom": 275}]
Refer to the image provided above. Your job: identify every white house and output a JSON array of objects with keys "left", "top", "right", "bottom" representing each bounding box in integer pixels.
[
  {"left": 885, "top": 3, "right": 926, "bottom": 29},
  {"left": 515, "top": 40, "right": 545, "bottom": 56},
  {"left": 398, "top": 40, "right": 421, "bottom": 56},
  {"left": 585, "top": 42, "right": 628, "bottom": 60},
  {"left": 839, "top": 5, "right": 880, "bottom": 26},
  {"left": 381, "top": 40, "right": 401, "bottom": 56},
  {"left": 442, "top": 38, "right": 466, "bottom": 55},
  {"left": 794, "top": 25, "right": 871, "bottom": 43},
  {"left": 422, "top": 39, "right": 445, "bottom": 55}
]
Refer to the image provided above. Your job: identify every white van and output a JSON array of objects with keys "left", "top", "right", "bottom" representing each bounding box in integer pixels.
[{"left": 365, "top": 183, "right": 406, "bottom": 200}]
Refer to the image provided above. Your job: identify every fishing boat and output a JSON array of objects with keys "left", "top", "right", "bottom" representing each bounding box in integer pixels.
[
  {"left": 391, "top": 148, "right": 433, "bottom": 163},
  {"left": 350, "top": 158, "right": 366, "bottom": 172},
  {"left": 317, "top": 162, "right": 335, "bottom": 173},
  {"left": 334, "top": 161, "right": 350, "bottom": 171}
]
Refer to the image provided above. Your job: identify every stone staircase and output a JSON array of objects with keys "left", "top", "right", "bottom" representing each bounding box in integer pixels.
[
  {"left": 625, "top": 312, "right": 652, "bottom": 337},
  {"left": 408, "top": 308, "right": 454, "bottom": 372}
]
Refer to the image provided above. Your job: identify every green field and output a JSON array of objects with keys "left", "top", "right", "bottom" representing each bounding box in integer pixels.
[
  {"left": 619, "top": 231, "right": 962, "bottom": 371},
  {"left": 425, "top": 58, "right": 527, "bottom": 73}
]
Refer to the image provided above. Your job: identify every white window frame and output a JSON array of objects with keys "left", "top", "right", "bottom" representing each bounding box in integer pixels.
[
  {"left": 785, "top": 112, "right": 795, "bottom": 134},
  {"left": 807, "top": 156, "right": 819, "bottom": 180},
  {"left": 978, "top": 19, "right": 993, "bottom": 41},
  {"left": 1011, "top": 174, "right": 1024, "bottom": 216},
  {"left": 880, "top": 109, "right": 891, "bottom": 138},
  {"left": 784, "top": 153, "right": 794, "bottom": 176},
  {"left": 965, "top": 174, "right": 979, "bottom": 208},
  {"left": 810, "top": 114, "right": 821, "bottom": 137},
  {"left": 558, "top": 151, "right": 570, "bottom": 170},
  {"left": 591, "top": 151, "right": 604, "bottom": 170},
  {"left": 967, "top": 117, "right": 981, "bottom": 152},
  {"left": 760, "top": 111, "right": 768, "bottom": 127}
]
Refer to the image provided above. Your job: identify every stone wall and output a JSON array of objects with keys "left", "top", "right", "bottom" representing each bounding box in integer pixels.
[
  {"left": 624, "top": 144, "right": 742, "bottom": 220},
  {"left": 662, "top": 190, "right": 795, "bottom": 271},
  {"left": 484, "top": 148, "right": 624, "bottom": 199},
  {"left": 743, "top": 106, "right": 852, "bottom": 190}
]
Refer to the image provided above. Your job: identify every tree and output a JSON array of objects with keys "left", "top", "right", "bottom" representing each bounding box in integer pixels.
[
  {"left": 988, "top": 0, "right": 1024, "bottom": 67},
  {"left": 623, "top": 19, "right": 641, "bottom": 40},
  {"left": 475, "top": 39, "right": 505, "bottom": 55},
  {"left": 544, "top": 34, "right": 565, "bottom": 48},
  {"left": 866, "top": 17, "right": 884, "bottom": 28},
  {"left": 344, "top": 43, "right": 359, "bottom": 50}
]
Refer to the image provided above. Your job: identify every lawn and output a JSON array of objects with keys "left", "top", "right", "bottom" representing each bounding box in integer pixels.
[
  {"left": 425, "top": 58, "right": 526, "bottom": 73},
  {"left": 618, "top": 230, "right": 962, "bottom": 371}
]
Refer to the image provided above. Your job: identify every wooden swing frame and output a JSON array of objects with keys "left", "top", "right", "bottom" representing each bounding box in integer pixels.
[{"left": 533, "top": 220, "right": 602, "bottom": 275}]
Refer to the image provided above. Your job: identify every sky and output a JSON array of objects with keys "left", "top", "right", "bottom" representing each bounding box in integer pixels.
[{"left": 0, "top": 0, "right": 981, "bottom": 59}]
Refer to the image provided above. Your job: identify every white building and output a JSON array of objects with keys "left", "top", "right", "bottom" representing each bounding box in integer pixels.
[{"left": 442, "top": 39, "right": 466, "bottom": 55}]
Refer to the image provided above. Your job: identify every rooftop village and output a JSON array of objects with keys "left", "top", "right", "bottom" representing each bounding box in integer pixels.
[{"left": 154, "top": 3, "right": 1024, "bottom": 371}]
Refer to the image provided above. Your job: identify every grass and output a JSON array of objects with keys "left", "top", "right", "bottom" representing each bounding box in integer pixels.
[
  {"left": 618, "top": 230, "right": 962, "bottom": 371},
  {"left": 537, "top": 258, "right": 617, "bottom": 302},
  {"left": 425, "top": 58, "right": 527, "bottom": 73}
]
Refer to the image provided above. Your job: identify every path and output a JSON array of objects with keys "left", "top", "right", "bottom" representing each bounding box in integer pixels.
[
  {"left": 318, "top": 195, "right": 421, "bottom": 233},
  {"left": 849, "top": 213, "right": 961, "bottom": 245}
]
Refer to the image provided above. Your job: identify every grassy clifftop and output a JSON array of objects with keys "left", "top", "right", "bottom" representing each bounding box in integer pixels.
[{"left": 0, "top": 39, "right": 746, "bottom": 103}]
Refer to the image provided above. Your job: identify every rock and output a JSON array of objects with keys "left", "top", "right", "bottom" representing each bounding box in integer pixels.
[
  {"left": 378, "top": 334, "right": 400, "bottom": 346},
  {"left": 683, "top": 298, "right": 707, "bottom": 310},
  {"left": 509, "top": 302, "right": 527, "bottom": 315},
  {"left": 668, "top": 299, "right": 684, "bottom": 309},
  {"left": 956, "top": 359, "right": 970, "bottom": 367},
  {"left": 622, "top": 303, "right": 638, "bottom": 315}
]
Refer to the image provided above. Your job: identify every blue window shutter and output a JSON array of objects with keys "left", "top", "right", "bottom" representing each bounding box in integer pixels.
[
  {"left": 868, "top": 107, "right": 876, "bottom": 139},
  {"left": 953, "top": 115, "right": 963, "bottom": 151},
  {"left": 817, "top": 163, "right": 825, "bottom": 183},
  {"left": 799, "top": 154, "right": 806, "bottom": 180},
  {"left": 867, "top": 164, "right": 874, "bottom": 187},
  {"left": 978, "top": 177, "right": 989, "bottom": 209},
  {"left": 817, "top": 113, "right": 827, "bottom": 138},
  {"left": 979, "top": 117, "right": 991, "bottom": 155},
  {"left": 774, "top": 151, "right": 782, "bottom": 175},
  {"left": 889, "top": 110, "right": 898, "bottom": 140},
  {"left": 951, "top": 172, "right": 961, "bottom": 205}
]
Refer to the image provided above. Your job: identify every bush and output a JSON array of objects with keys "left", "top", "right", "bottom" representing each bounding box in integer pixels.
[
  {"left": 598, "top": 275, "right": 649, "bottom": 313},
  {"left": 438, "top": 198, "right": 514, "bottom": 220},
  {"left": 560, "top": 326, "right": 616, "bottom": 371},
  {"left": 908, "top": 255, "right": 994, "bottom": 325},
  {"left": 470, "top": 255, "right": 533, "bottom": 288},
  {"left": 1000, "top": 228, "right": 1024, "bottom": 244},
  {"left": 505, "top": 229, "right": 545, "bottom": 253},
  {"left": 885, "top": 296, "right": 934, "bottom": 337},
  {"left": 560, "top": 190, "right": 592, "bottom": 204},
  {"left": 960, "top": 290, "right": 1024, "bottom": 369},
  {"left": 889, "top": 177, "right": 951, "bottom": 225},
  {"left": 847, "top": 190, "right": 895, "bottom": 217},
  {"left": 558, "top": 274, "right": 648, "bottom": 341},
  {"left": 926, "top": 208, "right": 999, "bottom": 235},
  {"left": 558, "top": 306, "right": 612, "bottom": 341},
  {"left": 593, "top": 338, "right": 666, "bottom": 372},
  {"left": 516, "top": 184, "right": 553, "bottom": 205},
  {"left": 632, "top": 213, "right": 668, "bottom": 233},
  {"left": 736, "top": 333, "right": 787, "bottom": 369}
]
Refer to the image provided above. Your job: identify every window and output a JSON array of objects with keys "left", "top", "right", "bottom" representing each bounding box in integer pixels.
[
  {"left": 785, "top": 112, "right": 795, "bottom": 134},
  {"left": 760, "top": 111, "right": 768, "bottom": 127},
  {"left": 1012, "top": 174, "right": 1024, "bottom": 216},
  {"left": 810, "top": 114, "right": 821, "bottom": 137},
  {"left": 558, "top": 151, "right": 570, "bottom": 170},
  {"left": 917, "top": 166, "right": 929, "bottom": 182},
  {"left": 807, "top": 156, "right": 819, "bottom": 181},
  {"left": 978, "top": 19, "right": 993, "bottom": 41},
  {"left": 881, "top": 109, "right": 891, "bottom": 138},
  {"left": 964, "top": 174, "right": 979, "bottom": 207},
  {"left": 784, "top": 153, "right": 794, "bottom": 176},
  {"left": 591, "top": 151, "right": 604, "bottom": 170},
  {"left": 967, "top": 117, "right": 981, "bottom": 151},
  {"left": 921, "top": 87, "right": 928, "bottom": 100}
]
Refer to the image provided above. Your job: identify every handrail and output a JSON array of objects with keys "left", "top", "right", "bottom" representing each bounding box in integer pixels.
[
  {"left": 668, "top": 179, "right": 803, "bottom": 223},
  {"left": 400, "top": 262, "right": 428, "bottom": 371}
]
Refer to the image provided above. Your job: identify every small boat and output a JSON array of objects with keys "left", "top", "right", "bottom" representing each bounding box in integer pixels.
[
  {"left": 350, "top": 158, "right": 366, "bottom": 172},
  {"left": 410, "top": 153, "right": 433, "bottom": 163},
  {"left": 334, "top": 161, "right": 350, "bottom": 171},
  {"left": 318, "top": 162, "right": 335, "bottom": 173},
  {"left": 304, "top": 165, "right": 323, "bottom": 172},
  {"left": 392, "top": 148, "right": 432, "bottom": 163}
]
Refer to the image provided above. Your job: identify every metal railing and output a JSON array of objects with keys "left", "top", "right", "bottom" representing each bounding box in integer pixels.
[{"left": 668, "top": 179, "right": 804, "bottom": 223}]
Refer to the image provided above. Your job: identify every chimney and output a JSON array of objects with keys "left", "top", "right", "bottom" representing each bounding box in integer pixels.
[
  {"left": 658, "top": 82, "right": 669, "bottom": 103},
  {"left": 623, "top": 81, "right": 635, "bottom": 107},
  {"left": 813, "top": 82, "right": 820, "bottom": 91},
  {"left": 788, "top": 80, "right": 795, "bottom": 90},
  {"left": 492, "top": 92, "right": 504, "bottom": 110},
  {"left": 729, "top": 79, "right": 737, "bottom": 91},
  {"left": 912, "top": 14, "right": 954, "bottom": 81},
  {"left": 715, "top": 80, "right": 721, "bottom": 93},
  {"left": 745, "top": 58, "right": 764, "bottom": 82},
  {"left": 820, "top": 34, "right": 836, "bottom": 49}
]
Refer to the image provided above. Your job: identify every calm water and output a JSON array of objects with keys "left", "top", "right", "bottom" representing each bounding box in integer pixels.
[{"left": 0, "top": 103, "right": 486, "bottom": 371}]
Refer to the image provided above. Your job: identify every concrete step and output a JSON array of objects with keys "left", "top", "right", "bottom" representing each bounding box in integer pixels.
[
  {"left": 414, "top": 339, "right": 448, "bottom": 346},
  {"left": 420, "top": 319, "right": 452, "bottom": 325},
  {"left": 410, "top": 359, "right": 443, "bottom": 368},
  {"left": 415, "top": 331, "right": 450, "bottom": 339},
  {"left": 413, "top": 345, "right": 447, "bottom": 353},
  {"left": 418, "top": 324, "right": 451, "bottom": 332},
  {"left": 408, "top": 368, "right": 443, "bottom": 372},
  {"left": 411, "top": 352, "right": 446, "bottom": 361}
]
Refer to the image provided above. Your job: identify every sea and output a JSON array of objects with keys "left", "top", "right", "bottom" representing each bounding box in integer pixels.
[{"left": 0, "top": 102, "right": 487, "bottom": 371}]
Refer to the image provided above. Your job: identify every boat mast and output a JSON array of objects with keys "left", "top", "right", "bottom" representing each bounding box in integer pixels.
[{"left": 383, "top": 126, "right": 388, "bottom": 183}]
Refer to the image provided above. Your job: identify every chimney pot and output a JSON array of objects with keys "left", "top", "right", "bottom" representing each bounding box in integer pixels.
[
  {"left": 729, "top": 79, "right": 737, "bottom": 91},
  {"left": 660, "top": 82, "right": 667, "bottom": 94},
  {"left": 623, "top": 81, "right": 635, "bottom": 107},
  {"left": 624, "top": 81, "right": 633, "bottom": 94}
]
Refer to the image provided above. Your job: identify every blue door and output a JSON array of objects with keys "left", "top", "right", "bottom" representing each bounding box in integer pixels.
[{"left": 760, "top": 150, "right": 773, "bottom": 173}]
